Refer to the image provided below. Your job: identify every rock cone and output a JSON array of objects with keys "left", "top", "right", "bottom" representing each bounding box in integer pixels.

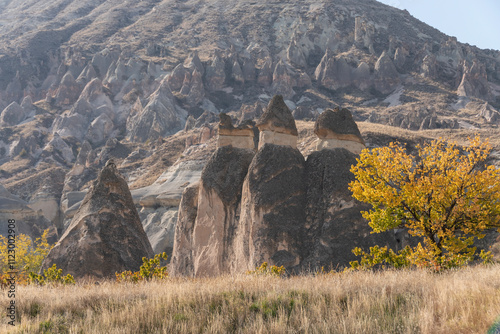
[{"left": 41, "top": 160, "right": 153, "bottom": 279}]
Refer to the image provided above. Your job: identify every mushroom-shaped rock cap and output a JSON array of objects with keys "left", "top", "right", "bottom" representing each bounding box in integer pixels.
[
  {"left": 314, "top": 108, "right": 365, "bottom": 144},
  {"left": 218, "top": 112, "right": 254, "bottom": 138},
  {"left": 218, "top": 113, "right": 234, "bottom": 130},
  {"left": 256, "top": 95, "right": 298, "bottom": 136}
]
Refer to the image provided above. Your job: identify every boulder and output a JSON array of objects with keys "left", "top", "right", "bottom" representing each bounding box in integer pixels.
[
  {"left": 0, "top": 102, "right": 25, "bottom": 126},
  {"left": 41, "top": 160, "right": 154, "bottom": 279},
  {"left": 313, "top": 108, "right": 366, "bottom": 154},
  {"left": 256, "top": 95, "right": 298, "bottom": 149}
]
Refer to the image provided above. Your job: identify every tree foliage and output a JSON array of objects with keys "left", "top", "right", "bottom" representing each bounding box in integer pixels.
[
  {"left": 349, "top": 136, "right": 500, "bottom": 270},
  {"left": 0, "top": 229, "right": 53, "bottom": 283}
]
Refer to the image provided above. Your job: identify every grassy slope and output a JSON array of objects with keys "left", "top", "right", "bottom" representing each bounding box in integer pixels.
[{"left": 1, "top": 265, "right": 500, "bottom": 333}]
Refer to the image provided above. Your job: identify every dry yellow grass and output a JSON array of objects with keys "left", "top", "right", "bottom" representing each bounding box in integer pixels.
[{"left": 1, "top": 265, "right": 500, "bottom": 333}]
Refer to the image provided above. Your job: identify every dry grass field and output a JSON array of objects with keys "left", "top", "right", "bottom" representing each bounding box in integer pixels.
[{"left": 2, "top": 265, "right": 500, "bottom": 334}]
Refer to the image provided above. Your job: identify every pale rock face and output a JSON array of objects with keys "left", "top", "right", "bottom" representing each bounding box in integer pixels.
[
  {"left": 218, "top": 135, "right": 255, "bottom": 150},
  {"left": 132, "top": 159, "right": 206, "bottom": 208},
  {"left": 86, "top": 113, "right": 114, "bottom": 146},
  {"left": 0, "top": 185, "right": 56, "bottom": 243},
  {"left": 232, "top": 61, "right": 244, "bottom": 84},
  {"left": 374, "top": 51, "right": 400, "bottom": 94},
  {"left": 171, "top": 146, "right": 254, "bottom": 277},
  {"left": 352, "top": 62, "right": 371, "bottom": 91},
  {"left": 41, "top": 161, "right": 153, "bottom": 279},
  {"left": 170, "top": 184, "right": 199, "bottom": 277},
  {"left": 233, "top": 144, "right": 306, "bottom": 272},
  {"left": 315, "top": 52, "right": 353, "bottom": 90},
  {"left": 271, "top": 60, "right": 295, "bottom": 99},
  {"left": 0, "top": 102, "right": 25, "bottom": 126},
  {"left": 185, "top": 51, "right": 204, "bottom": 75},
  {"left": 258, "top": 130, "right": 297, "bottom": 149},
  {"left": 167, "top": 64, "right": 187, "bottom": 91},
  {"left": 55, "top": 72, "right": 82, "bottom": 106},
  {"left": 457, "top": 60, "right": 493, "bottom": 101},
  {"left": 393, "top": 46, "right": 408, "bottom": 71},
  {"left": 354, "top": 16, "right": 375, "bottom": 53},
  {"left": 205, "top": 54, "right": 226, "bottom": 91},
  {"left": 315, "top": 138, "right": 366, "bottom": 154},
  {"left": 52, "top": 112, "right": 89, "bottom": 141},
  {"left": 187, "top": 69, "right": 205, "bottom": 105},
  {"left": 126, "top": 79, "right": 188, "bottom": 142},
  {"left": 421, "top": 55, "right": 438, "bottom": 79},
  {"left": 140, "top": 206, "right": 178, "bottom": 255},
  {"left": 42, "top": 134, "right": 75, "bottom": 164},
  {"left": 257, "top": 59, "right": 273, "bottom": 87},
  {"left": 217, "top": 113, "right": 256, "bottom": 150},
  {"left": 287, "top": 39, "right": 307, "bottom": 67},
  {"left": 28, "top": 193, "right": 60, "bottom": 227}
]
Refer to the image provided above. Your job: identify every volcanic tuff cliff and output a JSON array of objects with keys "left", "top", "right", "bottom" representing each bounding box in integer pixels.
[
  {"left": 1, "top": 0, "right": 500, "bottom": 265},
  {"left": 170, "top": 96, "right": 402, "bottom": 276}
]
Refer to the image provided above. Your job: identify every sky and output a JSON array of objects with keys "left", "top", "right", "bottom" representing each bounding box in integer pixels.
[{"left": 376, "top": 0, "right": 500, "bottom": 51}]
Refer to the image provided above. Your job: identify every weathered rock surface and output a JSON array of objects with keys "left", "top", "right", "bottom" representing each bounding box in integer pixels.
[
  {"left": 217, "top": 113, "right": 256, "bottom": 150},
  {"left": 170, "top": 183, "right": 199, "bottom": 277},
  {"left": 374, "top": 51, "right": 400, "bottom": 94},
  {"left": 314, "top": 108, "right": 366, "bottom": 154},
  {"left": 301, "top": 149, "right": 398, "bottom": 270},
  {"left": 256, "top": 95, "right": 298, "bottom": 149},
  {"left": 186, "top": 146, "right": 255, "bottom": 276},
  {"left": 0, "top": 184, "right": 56, "bottom": 243},
  {"left": 457, "top": 60, "right": 493, "bottom": 101},
  {"left": 41, "top": 161, "right": 153, "bottom": 279},
  {"left": 234, "top": 144, "right": 306, "bottom": 272},
  {"left": 126, "top": 78, "right": 188, "bottom": 142},
  {"left": 0, "top": 102, "right": 25, "bottom": 126}
]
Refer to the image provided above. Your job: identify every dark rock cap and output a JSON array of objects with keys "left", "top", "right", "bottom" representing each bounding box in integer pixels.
[
  {"left": 218, "top": 113, "right": 234, "bottom": 130},
  {"left": 314, "top": 107, "right": 364, "bottom": 144},
  {"left": 256, "top": 95, "right": 298, "bottom": 136}
]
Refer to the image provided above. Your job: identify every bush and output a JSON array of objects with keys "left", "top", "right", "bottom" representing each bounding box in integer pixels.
[
  {"left": 29, "top": 264, "right": 75, "bottom": 286},
  {"left": 116, "top": 252, "right": 169, "bottom": 283},
  {"left": 247, "top": 262, "right": 286, "bottom": 277},
  {"left": 0, "top": 229, "right": 53, "bottom": 283}
]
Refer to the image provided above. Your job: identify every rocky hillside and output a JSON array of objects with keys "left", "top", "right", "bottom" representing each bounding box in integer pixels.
[{"left": 1, "top": 0, "right": 500, "bottom": 266}]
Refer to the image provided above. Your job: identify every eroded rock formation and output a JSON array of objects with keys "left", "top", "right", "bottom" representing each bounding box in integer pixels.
[
  {"left": 314, "top": 107, "right": 366, "bottom": 154},
  {"left": 41, "top": 160, "right": 153, "bottom": 279},
  {"left": 256, "top": 95, "right": 298, "bottom": 149}
]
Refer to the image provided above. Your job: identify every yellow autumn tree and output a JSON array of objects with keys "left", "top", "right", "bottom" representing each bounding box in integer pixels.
[
  {"left": 0, "top": 229, "right": 53, "bottom": 283},
  {"left": 349, "top": 136, "right": 500, "bottom": 270}
]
